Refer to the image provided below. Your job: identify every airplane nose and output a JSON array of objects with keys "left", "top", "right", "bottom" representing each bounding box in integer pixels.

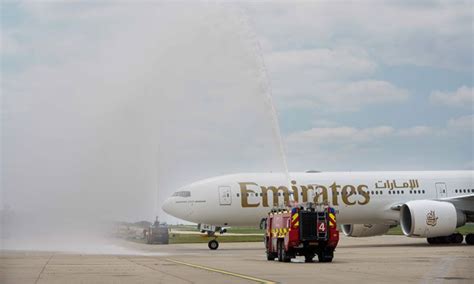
[
  {"left": 161, "top": 189, "right": 194, "bottom": 221},
  {"left": 162, "top": 197, "right": 173, "bottom": 215}
]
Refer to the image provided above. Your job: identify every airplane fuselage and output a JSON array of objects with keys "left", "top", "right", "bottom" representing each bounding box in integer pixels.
[{"left": 162, "top": 171, "right": 474, "bottom": 226}]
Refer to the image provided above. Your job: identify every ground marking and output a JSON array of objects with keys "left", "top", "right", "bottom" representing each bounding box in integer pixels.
[
  {"left": 165, "top": 258, "right": 277, "bottom": 284},
  {"left": 35, "top": 253, "right": 54, "bottom": 284}
]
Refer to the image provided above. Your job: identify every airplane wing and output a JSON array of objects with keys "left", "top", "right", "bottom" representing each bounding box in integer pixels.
[
  {"left": 439, "top": 194, "right": 474, "bottom": 215},
  {"left": 389, "top": 194, "right": 474, "bottom": 210},
  {"left": 389, "top": 194, "right": 474, "bottom": 219},
  {"left": 440, "top": 194, "right": 474, "bottom": 201}
]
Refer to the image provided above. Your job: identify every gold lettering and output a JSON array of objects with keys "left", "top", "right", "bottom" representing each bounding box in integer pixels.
[
  {"left": 239, "top": 182, "right": 260, "bottom": 208},
  {"left": 329, "top": 182, "right": 340, "bottom": 206},
  {"left": 238, "top": 181, "right": 371, "bottom": 208},
  {"left": 357, "top": 185, "right": 370, "bottom": 205},
  {"left": 341, "top": 185, "right": 357, "bottom": 205},
  {"left": 313, "top": 185, "right": 328, "bottom": 203},
  {"left": 261, "top": 185, "right": 290, "bottom": 207},
  {"left": 300, "top": 185, "right": 314, "bottom": 202},
  {"left": 291, "top": 180, "right": 299, "bottom": 203}
]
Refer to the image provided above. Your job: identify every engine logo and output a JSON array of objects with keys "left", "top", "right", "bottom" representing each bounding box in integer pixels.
[{"left": 426, "top": 210, "right": 438, "bottom": 226}]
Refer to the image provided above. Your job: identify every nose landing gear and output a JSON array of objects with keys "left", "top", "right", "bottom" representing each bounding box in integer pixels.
[
  {"left": 198, "top": 223, "right": 226, "bottom": 250},
  {"left": 208, "top": 239, "right": 219, "bottom": 250}
]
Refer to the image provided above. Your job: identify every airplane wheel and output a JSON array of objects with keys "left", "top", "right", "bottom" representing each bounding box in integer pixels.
[
  {"left": 427, "top": 237, "right": 437, "bottom": 244},
  {"left": 428, "top": 236, "right": 451, "bottom": 245},
  {"left": 208, "top": 240, "right": 219, "bottom": 250},
  {"left": 451, "top": 233, "right": 463, "bottom": 244},
  {"left": 439, "top": 236, "right": 450, "bottom": 244},
  {"left": 466, "top": 234, "right": 474, "bottom": 245}
]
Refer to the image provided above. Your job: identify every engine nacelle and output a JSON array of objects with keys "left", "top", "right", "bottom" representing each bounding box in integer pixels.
[
  {"left": 400, "top": 200, "right": 466, "bottom": 238},
  {"left": 341, "top": 224, "right": 391, "bottom": 237}
]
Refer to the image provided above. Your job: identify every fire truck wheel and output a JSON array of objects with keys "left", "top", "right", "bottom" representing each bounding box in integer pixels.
[
  {"left": 208, "top": 240, "right": 219, "bottom": 250},
  {"left": 266, "top": 244, "right": 276, "bottom": 261},
  {"left": 281, "top": 245, "right": 291, "bottom": 262},
  {"left": 318, "top": 248, "right": 334, "bottom": 263},
  {"left": 304, "top": 254, "right": 314, "bottom": 263},
  {"left": 277, "top": 240, "right": 283, "bottom": 262},
  {"left": 266, "top": 251, "right": 276, "bottom": 261}
]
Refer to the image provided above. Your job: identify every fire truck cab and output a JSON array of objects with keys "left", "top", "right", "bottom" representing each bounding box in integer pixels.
[{"left": 264, "top": 203, "right": 339, "bottom": 263}]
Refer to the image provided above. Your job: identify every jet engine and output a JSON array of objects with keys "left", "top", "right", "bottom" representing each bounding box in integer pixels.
[
  {"left": 400, "top": 200, "right": 466, "bottom": 238},
  {"left": 341, "top": 224, "right": 391, "bottom": 237}
]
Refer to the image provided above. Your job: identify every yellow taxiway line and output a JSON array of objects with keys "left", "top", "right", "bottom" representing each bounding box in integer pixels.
[{"left": 165, "top": 258, "right": 277, "bottom": 284}]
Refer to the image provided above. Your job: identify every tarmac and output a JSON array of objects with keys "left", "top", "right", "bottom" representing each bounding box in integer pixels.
[{"left": 1, "top": 235, "right": 473, "bottom": 284}]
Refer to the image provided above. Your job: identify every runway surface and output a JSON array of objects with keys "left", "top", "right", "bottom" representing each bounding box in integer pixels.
[{"left": 1, "top": 235, "right": 473, "bottom": 283}]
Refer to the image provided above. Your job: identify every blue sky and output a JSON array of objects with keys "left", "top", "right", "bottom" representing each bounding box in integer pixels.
[
  {"left": 244, "top": 2, "right": 473, "bottom": 171},
  {"left": 1, "top": 2, "right": 473, "bottom": 222},
  {"left": 2, "top": 1, "right": 473, "bottom": 172}
]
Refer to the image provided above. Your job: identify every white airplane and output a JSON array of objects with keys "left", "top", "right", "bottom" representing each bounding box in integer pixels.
[{"left": 162, "top": 170, "right": 474, "bottom": 249}]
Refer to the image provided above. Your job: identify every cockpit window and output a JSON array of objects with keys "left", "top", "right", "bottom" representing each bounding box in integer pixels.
[{"left": 172, "top": 191, "right": 191, "bottom": 197}]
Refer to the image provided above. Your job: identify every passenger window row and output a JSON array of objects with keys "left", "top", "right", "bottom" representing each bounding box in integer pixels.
[
  {"left": 408, "top": 190, "right": 425, "bottom": 194},
  {"left": 455, "top": 189, "right": 473, "bottom": 193},
  {"left": 239, "top": 192, "right": 313, "bottom": 198},
  {"left": 385, "top": 190, "right": 426, "bottom": 195},
  {"left": 236, "top": 188, "right": 471, "bottom": 198}
]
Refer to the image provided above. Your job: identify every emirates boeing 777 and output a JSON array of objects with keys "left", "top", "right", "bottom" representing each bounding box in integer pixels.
[{"left": 162, "top": 171, "right": 474, "bottom": 249}]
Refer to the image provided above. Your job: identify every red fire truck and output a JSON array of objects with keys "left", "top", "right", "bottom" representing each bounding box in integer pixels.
[{"left": 264, "top": 204, "right": 339, "bottom": 263}]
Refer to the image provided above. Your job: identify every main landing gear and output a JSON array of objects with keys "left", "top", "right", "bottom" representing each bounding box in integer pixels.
[
  {"left": 427, "top": 233, "right": 474, "bottom": 245},
  {"left": 465, "top": 233, "right": 474, "bottom": 245},
  {"left": 198, "top": 224, "right": 226, "bottom": 250}
]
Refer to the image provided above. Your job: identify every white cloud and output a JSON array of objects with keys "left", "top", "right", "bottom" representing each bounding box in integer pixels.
[
  {"left": 285, "top": 116, "right": 472, "bottom": 171},
  {"left": 310, "top": 119, "right": 340, "bottom": 128},
  {"left": 260, "top": 42, "right": 409, "bottom": 112},
  {"left": 0, "top": 31, "right": 24, "bottom": 56},
  {"left": 287, "top": 126, "right": 395, "bottom": 145},
  {"left": 334, "top": 80, "right": 410, "bottom": 105},
  {"left": 267, "top": 48, "right": 376, "bottom": 80},
  {"left": 245, "top": 2, "right": 473, "bottom": 114},
  {"left": 396, "top": 126, "right": 434, "bottom": 137},
  {"left": 287, "top": 122, "right": 461, "bottom": 147},
  {"left": 246, "top": 1, "right": 473, "bottom": 70},
  {"left": 447, "top": 114, "right": 474, "bottom": 131},
  {"left": 275, "top": 79, "right": 410, "bottom": 111},
  {"left": 2, "top": 3, "right": 287, "bottom": 228},
  {"left": 430, "top": 86, "right": 474, "bottom": 107},
  {"left": 464, "top": 160, "right": 474, "bottom": 170},
  {"left": 2, "top": 1, "right": 472, "bottom": 228}
]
